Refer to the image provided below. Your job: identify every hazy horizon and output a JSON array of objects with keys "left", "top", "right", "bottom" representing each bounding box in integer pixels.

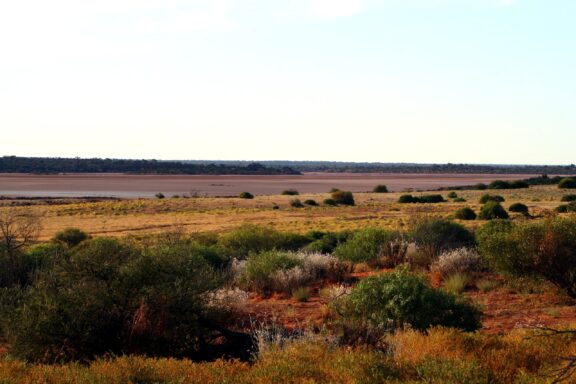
[{"left": 1, "top": 1, "right": 574, "bottom": 164}]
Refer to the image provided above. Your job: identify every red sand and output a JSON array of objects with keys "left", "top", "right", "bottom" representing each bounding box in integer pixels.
[{"left": 0, "top": 172, "right": 530, "bottom": 198}]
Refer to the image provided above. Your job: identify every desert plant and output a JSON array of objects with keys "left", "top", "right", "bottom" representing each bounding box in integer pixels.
[
  {"left": 52, "top": 228, "right": 89, "bottom": 247},
  {"left": 443, "top": 272, "right": 470, "bottom": 294},
  {"left": 155, "top": 192, "right": 165, "bottom": 199},
  {"left": 239, "top": 192, "right": 254, "bottom": 199},
  {"left": 454, "top": 207, "right": 476, "bottom": 220},
  {"left": 323, "top": 198, "right": 337, "bottom": 206},
  {"left": 453, "top": 197, "right": 467, "bottom": 202},
  {"left": 372, "top": 185, "right": 388, "bottom": 193},
  {"left": 282, "top": 189, "right": 299, "bottom": 196},
  {"left": 336, "top": 267, "right": 481, "bottom": 333},
  {"left": 561, "top": 195, "right": 576, "bottom": 202},
  {"left": 476, "top": 279, "right": 501, "bottom": 292},
  {"left": 478, "top": 202, "right": 509, "bottom": 220},
  {"left": 418, "top": 195, "right": 446, "bottom": 203},
  {"left": 334, "top": 228, "right": 398, "bottom": 264},
  {"left": 303, "top": 199, "right": 318, "bottom": 206},
  {"left": 410, "top": 218, "right": 476, "bottom": 263},
  {"left": 398, "top": 194, "right": 418, "bottom": 203},
  {"left": 431, "top": 248, "right": 482, "bottom": 278},
  {"left": 331, "top": 190, "right": 355, "bottom": 206},
  {"left": 240, "top": 250, "right": 303, "bottom": 293},
  {"left": 479, "top": 194, "right": 505, "bottom": 204},
  {"left": 556, "top": 202, "right": 576, "bottom": 213},
  {"left": 447, "top": 192, "right": 458, "bottom": 199},
  {"left": 292, "top": 287, "right": 311, "bottom": 302},
  {"left": 558, "top": 178, "right": 576, "bottom": 189},
  {"left": 508, "top": 203, "right": 529, "bottom": 214},
  {"left": 289, "top": 199, "right": 304, "bottom": 208}
]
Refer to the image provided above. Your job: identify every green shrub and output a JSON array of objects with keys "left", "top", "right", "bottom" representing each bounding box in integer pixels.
[
  {"left": 331, "top": 190, "right": 355, "bottom": 206},
  {"left": 303, "top": 199, "right": 318, "bottom": 206},
  {"left": 239, "top": 192, "right": 254, "bottom": 199},
  {"left": 411, "top": 218, "right": 476, "bottom": 261},
  {"left": 155, "top": 192, "right": 165, "bottom": 199},
  {"left": 508, "top": 203, "right": 529, "bottom": 214},
  {"left": 398, "top": 194, "right": 417, "bottom": 203},
  {"left": 305, "top": 231, "right": 351, "bottom": 254},
  {"left": 478, "top": 202, "right": 509, "bottom": 220},
  {"left": 339, "top": 268, "right": 481, "bottom": 332},
  {"left": 419, "top": 195, "right": 446, "bottom": 203},
  {"left": 453, "top": 197, "right": 467, "bottom": 202},
  {"left": 447, "top": 192, "right": 458, "bottom": 199},
  {"left": 241, "top": 250, "right": 303, "bottom": 293},
  {"left": 454, "top": 207, "right": 477, "bottom": 221},
  {"left": 334, "top": 228, "right": 398, "bottom": 264},
  {"left": 488, "top": 180, "right": 529, "bottom": 190},
  {"left": 372, "top": 185, "right": 388, "bottom": 193},
  {"left": 323, "top": 198, "right": 337, "bottom": 206},
  {"left": 52, "top": 228, "right": 89, "bottom": 247},
  {"left": 282, "top": 189, "right": 299, "bottom": 196},
  {"left": 289, "top": 199, "right": 304, "bottom": 208},
  {"left": 474, "top": 183, "right": 488, "bottom": 190},
  {"left": 477, "top": 217, "right": 576, "bottom": 298},
  {"left": 561, "top": 195, "right": 576, "bottom": 202},
  {"left": 556, "top": 202, "right": 576, "bottom": 213},
  {"left": 479, "top": 194, "right": 505, "bottom": 204},
  {"left": 558, "top": 178, "right": 576, "bottom": 189}
]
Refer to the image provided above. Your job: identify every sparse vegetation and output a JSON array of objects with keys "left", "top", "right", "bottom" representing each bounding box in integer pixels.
[{"left": 303, "top": 199, "right": 318, "bottom": 206}]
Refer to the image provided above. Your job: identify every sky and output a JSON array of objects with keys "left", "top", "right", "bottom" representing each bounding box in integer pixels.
[{"left": 0, "top": 0, "right": 574, "bottom": 164}]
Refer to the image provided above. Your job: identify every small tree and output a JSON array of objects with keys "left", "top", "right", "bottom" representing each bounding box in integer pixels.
[
  {"left": 372, "top": 185, "right": 388, "bottom": 193},
  {"left": 478, "top": 202, "right": 509, "bottom": 220},
  {"left": 155, "top": 192, "right": 165, "bottom": 199},
  {"left": 52, "top": 228, "right": 89, "bottom": 247},
  {"left": 331, "top": 190, "right": 355, "bottom": 206}
]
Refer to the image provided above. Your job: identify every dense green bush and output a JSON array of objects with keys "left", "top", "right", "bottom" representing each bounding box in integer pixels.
[
  {"left": 488, "top": 180, "right": 529, "bottom": 190},
  {"left": 338, "top": 268, "right": 481, "bottom": 332},
  {"left": 558, "top": 178, "right": 576, "bottom": 189},
  {"left": 289, "top": 199, "right": 304, "bottom": 208},
  {"left": 7, "top": 237, "right": 226, "bottom": 362},
  {"left": 398, "top": 195, "right": 445, "bottom": 204},
  {"left": 398, "top": 195, "right": 418, "bottom": 203},
  {"left": 447, "top": 192, "right": 458, "bottom": 199},
  {"left": 281, "top": 189, "right": 299, "bottom": 196},
  {"left": 219, "top": 225, "right": 310, "bottom": 260},
  {"left": 331, "top": 190, "right": 355, "bottom": 206},
  {"left": 303, "top": 199, "right": 318, "bottom": 206},
  {"left": 479, "top": 194, "right": 505, "bottom": 204},
  {"left": 305, "top": 231, "right": 351, "bottom": 254},
  {"left": 323, "top": 198, "right": 337, "bottom": 206},
  {"left": 478, "top": 202, "right": 509, "bottom": 220},
  {"left": 239, "top": 192, "right": 254, "bottom": 199},
  {"left": 372, "top": 185, "right": 388, "bottom": 193},
  {"left": 454, "top": 207, "right": 477, "bottom": 221},
  {"left": 508, "top": 203, "right": 529, "bottom": 214},
  {"left": 411, "top": 218, "right": 476, "bottom": 261},
  {"left": 52, "top": 228, "right": 89, "bottom": 247},
  {"left": 240, "top": 250, "right": 303, "bottom": 293},
  {"left": 561, "top": 195, "right": 576, "bottom": 202},
  {"left": 453, "top": 197, "right": 467, "bottom": 202},
  {"left": 477, "top": 217, "right": 576, "bottom": 298},
  {"left": 155, "top": 192, "right": 165, "bottom": 199},
  {"left": 334, "top": 228, "right": 399, "bottom": 264}
]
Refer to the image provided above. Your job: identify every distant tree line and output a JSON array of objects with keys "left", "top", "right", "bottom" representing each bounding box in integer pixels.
[
  {"left": 0, "top": 157, "right": 300, "bottom": 175},
  {"left": 182, "top": 160, "right": 576, "bottom": 175}
]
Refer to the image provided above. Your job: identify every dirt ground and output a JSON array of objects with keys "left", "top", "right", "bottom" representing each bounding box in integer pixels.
[{"left": 0, "top": 172, "right": 531, "bottom": 198}]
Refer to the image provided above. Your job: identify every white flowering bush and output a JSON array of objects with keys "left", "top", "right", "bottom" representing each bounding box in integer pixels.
[
  {"left": 205, "top": 288, "right": 250, "bottom": 313},
  {"left": 431, "top": 248, "right": 482, "bottom": 278}
]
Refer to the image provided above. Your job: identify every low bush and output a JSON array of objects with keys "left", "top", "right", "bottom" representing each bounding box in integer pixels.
[
  {"left": 447, "top": 191, "right": 458, "bottom": 199},
  {"left": 323, "top": 198, "right": 337, "bottom": 206},
  {"left": 508, "top": 203, "right": 528, "bottom": 214},
  {"left": 558, "top": 178, "right": 576, "bottom": 189},
  {"left": 304, "top": 231, "right": 351, "bottom": 254},
  {"left": 477, "top": 216, "right": 576, "bottom": 298},
  {"left": 155, "top": 192, "right": 165, "bottom": 199},
  {"left": 411, "top": 218, "right": 476, "bottom": 263},
  {"left": 478, "top": 202, "right": 509, "bottom": 220},
  {"left": 399, "top": 194, "right": 418, "bottom": 203},
  {"left": 335, "top": 268, "right": 481, "bottom": 333},
  {"left": 303, "top": 199, "right": 318, "bottom": 206},
  {"left": 289, "top": 199, "right": 304, "bottom": 208},
  {"left": 398, "top": 195, "right": 445, "bottom": 204},
  {"left": 52, "top": 227, "right": 89, "bottom": 247},
  {"left": 334, "top": 228, "right": 404, "bottom": 265},
  {"left": 281, "top": 189, "right": 299, "bottom": 196},
  {"left": 454, "top": 207, "right": 476, "bottom": 220},
  {"left": 556, "top": 202, "right": 576, "bottom": 213},
  {"left": 561, "top": 194, "right": 576, "bottom": 202},
  {"left": 453, "top": 197, "right": 467, "bottom": 202},
  {"left": 372, "top": 184, "right": 388, "bottom": 193},
  {"left": 240, "top": 250, "right": 303, "bottom": 294},
  {"left": 331, "top": 190, "right": 355, "bottom": 206},
  {"left": 431, "top": 248, "right": 482, "bottom": 278},
  {"left": 479, "top": 194, "right": 505, "bottom": 204},
  {"left": 239, "top": 192, "right": 254, "bottom": 199}
]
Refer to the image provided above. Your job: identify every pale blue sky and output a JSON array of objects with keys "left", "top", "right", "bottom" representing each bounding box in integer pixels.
[{"left": 1, "top": 0, "right": 574, "bottom": 164}]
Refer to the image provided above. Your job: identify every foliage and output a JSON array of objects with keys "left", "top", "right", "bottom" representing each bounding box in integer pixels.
[
  {"left": 292, "top": 287, "right": 311, "bottom": 302},
  {"left": 281, "top": 189, "right": 299, "bottom": 196},
  {"left": 323, "top": 198, "right": 337, "bottom": 206},
  {"left": 398, "top": 195, "right": 445, "bottom": 203},
  {"left": 447, "top": 191, "right": 458, "bottom": 198},
  {"left": 556, "top": 202, "right": 576, "bottom": 213},
  {"left": 479, "top": 194, "right": 505, "bottom": 204},
  {"left": 399, "top": 194, "right": 418, "bottom": 203},
  {"left": 443, "top": 272, "right": 470, "bottom": 294},
  {"left": 558, "top": 177, "right": 576, "bottom": 189},
  {"left": 372, "top": 184, "right": 389, "bottom": 193},
  {"left": 453, "top": 197, "right": 467, "bottom": 202},
  {"left": 508, "top": 203, "right": 528, "bottom": 214},
  {"left": 477, "top": 216, "right": 576, "bottom": 298},
  {"left": 303, "top": 199, "right": 318, "bottom": 206},
  {"left": 478, "top": 202, "right": 509, "bottom": 220},
  {"left": 289, "top": 199, "right": 304, "bottom": 208},
  {"left": 431, "top": 248, "right": 482, "bottom": 278},
  {"left": 304, "top": 231, "right": 351, "bottom": 254},
  {"left": 52, "top": 227, "right": 89, "bottom": 247},
  {"left": 334, "top": 228, "right": 400, "bottom": 264},
  {"left": 330, "top": 190, "right": 355, "bottom": 206},
  {"left": 454, "top": 207, "right": 476, "bottom": 220},
  {"left": 561, "top": 194, "right": 576, "bottom": 202},
  {"left": 337, "top": 268, "right": 481, "bottom": 333},
  {"left": 411, "top": 218, "right": 476, "bottom": 262},
  {"left": 239, "top": 192, "right": 254, "bottom": 199},
  {"left": 155, "top": 192, "right": 165, "bottom": 199},
  {"left": 488, "top": 180, "right": 529, "bottom": 189}
]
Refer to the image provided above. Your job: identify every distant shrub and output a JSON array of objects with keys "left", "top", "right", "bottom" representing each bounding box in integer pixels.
[
  {"left": 398, "top": 195, "right": 445, "bottom": 204},
  {"left": 479, "top": 194, "right": 505, "bottom": 204},
  {"left": 323, "top": 198, "right": 337, "bottom": 206},
  {"left": 329, "top": 188, "right": 341, "bottom": 193},
  {"left": 155, "top": 192, "right": 165, "bottom": 199},
  {"left": 303, "top": 199, "right": 318, "bottom": 206},
  {"left": 431, "top": 248, "right": 482, "bottom": 278},
  {"left": 454, "top": 207, "right": 477, "bottom": 221},
  {"left": 558, "top": 178, "right": 576, "bottom": 189},
  {"left": 372, "top": 185, "right": 388, "bottom": 193},
  {"left": 272, "top": 204, "right": 279, "bottom": 210},
  {"left": 477, "top": 217, "right": 576, "bottom": 298},
  {"left": 239, "top": 192, "right": 254, "bottom": 199},
  {"left": 478, "top": 202, "right": 509, "bottom": 220},
  {"left": 281, "top": 189, "right": 299, "bottom": 196},
  {"left": 52, "top": 228, "right": 89, "bottom": 247},
  {"left": 398, "top": 194, "right": 418, "bottom": 203},
  {"left": 508, "top": 203, "right": 529, "bottom": 214},
  {"left": 556, "top": 202, "right": 576, "bottom": 213},
  {"left": 488, "top": 180, "right": 529, "bottom": 190},
  {"left": 331, "top": 190, "right": 355, "bottom": 206},
  {"left": 305, "top": 231, "right": 351, "bottom": 254},
  {"left": 561, "top": 195, "right": 576, "bottom": 202},
  {"left": 474, "top": 183, "right": 488, "bottom": 190},
  {"left": 334, "top": 228, "right": 404, "bottom": 265},
  {"left": 453, "top": 197, "right": 467, "bottom": 202},
  {"left": 447, "top": 192, "right": 458, "bottom": 199},
  {"left": 337, "top": 268, "right": 481, "bottom": 333},
  {"left": 411, "top": 218, "right": 476, "bottom": 262},
  {"left": 289, "top": 199, "right": 304, "bottom": 208}
]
